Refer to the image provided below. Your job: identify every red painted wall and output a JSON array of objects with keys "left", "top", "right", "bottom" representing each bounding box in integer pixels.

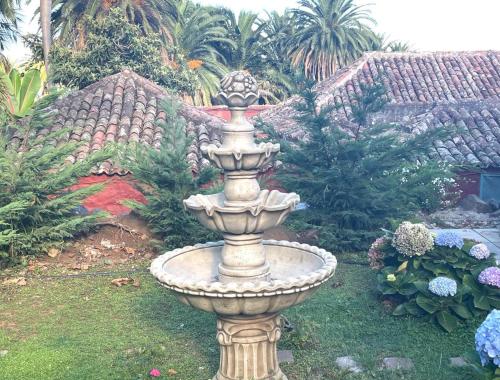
[
  {"left": 70, "top": 175, "right": 147, "bottom": 216},
  {"left": 455, "top": 171, "right": 481, "bottom": 198},
  {"left": 201, "top": 105, "right": 274, "bottom": 121}
]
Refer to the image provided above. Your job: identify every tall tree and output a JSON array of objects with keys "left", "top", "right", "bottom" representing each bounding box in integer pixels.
[
  {"left": 270, "top": 81, "right": 457, "bottom": 252},
  {"left": 49, "top": 0, "right": 177, "bottom": 48},
  {"left": 40, "top": 0, "right": 51, "bottom": 87},
  {"left": 50, "top": 8, "right": 196, "bottom": 92},
  {"left": 258, "top": 10, "right": 298, "bottom": 102},
  {"left": 171, "top": 2, "right": 235, "bottom": 105},
  {"left": 289, "top": 0, "right": 377, "bottom": 81},
  {"left": 224, "top": 9, "right": 266, "bottom": 72},
  {"left": 0, "top": 0, "right": 19, "bottom": 49},
  {"left": 125, "top": 98, "right": 219, "bottom": 249},
  {"left": 0, "top": 93, "right": 111, "bottom": 267}
]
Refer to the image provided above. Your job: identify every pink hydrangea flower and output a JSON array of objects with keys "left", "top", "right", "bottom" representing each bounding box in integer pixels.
[
  {"left": 149, "top": 368, "right": 161, "bottom": 377},
  {"left": 368, "top": 237, "right": 387, "bottom": 270},
  {"left": 478, "top": 267, "right": 500, "bottom": 288}
]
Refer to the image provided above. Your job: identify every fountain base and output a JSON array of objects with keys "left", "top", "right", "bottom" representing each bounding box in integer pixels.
[{"left": 214, "top": 314, "right": 288, "bottom": 380}]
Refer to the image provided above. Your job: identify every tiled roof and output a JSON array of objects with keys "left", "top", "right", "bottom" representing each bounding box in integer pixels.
[
  {"left": 14, "top": 70, "right": 223, "bottom": 175},
  {"left": 258, "top": 51, "right": 500, "bottom": 168}
]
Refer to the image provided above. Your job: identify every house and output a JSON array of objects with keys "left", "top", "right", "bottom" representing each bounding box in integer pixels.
[
  {"left": 258, "top": 51, "right": 500, "bottom": 202},
  {"left": 13, "top": 69, "right": 226, "bottom": 215}
]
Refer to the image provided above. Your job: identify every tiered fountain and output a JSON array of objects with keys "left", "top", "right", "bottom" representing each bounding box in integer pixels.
[{"left": 150, "top": 71, "right": 337, "bottom": 380}]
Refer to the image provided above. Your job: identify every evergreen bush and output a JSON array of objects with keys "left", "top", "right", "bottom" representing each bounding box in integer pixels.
[
  {"left": 0, "top": 94, "right": 111, "bottom": 267},
  {"left": 264, "top": 80, "right": 457, "bottom": 252},
  {"left": 124, "top": 98, "right": 220, "bottom": 250}
]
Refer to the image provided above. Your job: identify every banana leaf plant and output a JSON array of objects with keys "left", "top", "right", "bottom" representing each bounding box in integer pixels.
[{"left": 1, "top": 68, "right": 42, "bottom": 118}]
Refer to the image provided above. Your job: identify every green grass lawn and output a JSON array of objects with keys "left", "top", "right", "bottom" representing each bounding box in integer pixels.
[{"left": 0, "top": 262, "right": 480, "bottom": 380}]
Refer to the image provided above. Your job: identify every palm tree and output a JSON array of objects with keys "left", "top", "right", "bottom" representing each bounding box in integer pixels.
[
  {"left": 258, "top": 10, "right": 298, "bottom": 102},
  {"left": 40, "top": 0, "right": 51, "bottom": 87},
  {"left": 49, "top": 0, "right": 177, "bottom": 48},
  {"left": 223, "top": 9, "right": 266, "bottom": 72},
  {"left": 386, "top": 41, "right": 410, "bottom": 52},
  {"left": 289, "top": 0, "right": 377, "bottom": 81},
  {"left": 262, "top": 10, "right": 294, "bottom": 60},
  {"left": 370, "top": 33, "right": 410, "bottom": 52},
  {"left": 171, "top": 2, "right": 235, "bottom": 105},
  {"left": 0, "top": 0, "right": 19, "bottom": 49}
]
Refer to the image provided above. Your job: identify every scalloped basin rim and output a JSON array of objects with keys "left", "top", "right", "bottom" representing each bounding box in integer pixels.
[
  {"left": 184, "top": 190, "right": 300, "bottom": 216},
  {"left": 150, "top": 240, "right": 337, "bottom": 298},
  {"left": 200, "top": 143, "right": 280, "bottom": 156}
]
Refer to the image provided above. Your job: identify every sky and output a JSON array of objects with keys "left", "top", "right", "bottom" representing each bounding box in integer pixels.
[{"left": 3, "top": 0, "right": 500, "bottom": 63}]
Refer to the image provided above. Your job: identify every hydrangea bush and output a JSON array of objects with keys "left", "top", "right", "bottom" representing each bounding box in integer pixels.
[
  {"left": 475, "top": 310, "right": 500, "bottom": 367},
  {"left": 373, "top": 221, "right": 500, "bottom": 332}
]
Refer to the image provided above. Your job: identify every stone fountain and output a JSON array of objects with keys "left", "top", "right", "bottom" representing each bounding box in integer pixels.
[{"left": 150, "top": 71, "right": 337, "bottom": 380}]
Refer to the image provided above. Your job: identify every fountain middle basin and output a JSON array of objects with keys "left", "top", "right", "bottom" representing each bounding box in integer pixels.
[
  {"left": 150, "top": 240, "right": 337, "bottom": 315},
  {"left": 184, "top": 190, "right": 300, "bottom": 234}
]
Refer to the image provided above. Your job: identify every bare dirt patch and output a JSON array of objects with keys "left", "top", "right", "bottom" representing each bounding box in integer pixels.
[{"left": 34, "top": 214, "right": 157, "bottom": 272}]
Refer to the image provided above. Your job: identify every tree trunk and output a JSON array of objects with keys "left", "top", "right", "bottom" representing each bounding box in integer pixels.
[{"left": 40, "top": 0, "right": 52, "bottom": 88}]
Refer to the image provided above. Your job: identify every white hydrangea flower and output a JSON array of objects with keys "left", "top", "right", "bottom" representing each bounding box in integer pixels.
[{"left": 392, "top": 221, "right": 434, "bottom": 257}]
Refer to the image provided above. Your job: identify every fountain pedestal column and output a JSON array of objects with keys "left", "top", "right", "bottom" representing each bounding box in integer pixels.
[
  {"left": 214, "top": 314, "right": 287, "bottom": 380},
  {"left": 219, "top": 233, "right": 270, "bottom": 282}
]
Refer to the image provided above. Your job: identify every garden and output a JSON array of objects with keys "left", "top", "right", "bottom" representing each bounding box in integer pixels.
[{"left": 1, "top": 0, "right": 499, "bottom": 379}]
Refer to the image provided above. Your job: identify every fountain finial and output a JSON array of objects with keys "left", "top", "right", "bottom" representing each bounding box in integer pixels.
[{"left": 218, "top": 70, "right": 259, "bottom": 108}]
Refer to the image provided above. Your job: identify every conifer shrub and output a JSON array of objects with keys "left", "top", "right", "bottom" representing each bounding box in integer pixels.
[
  {"left": 260, "top": 80, "right": 458, "bottom": 252},
  {"left": 124, "top": 98, "right": 220, "bottom": 250},
  {"left": 0, "top": 94, "right": 112, "bottom": 267}
]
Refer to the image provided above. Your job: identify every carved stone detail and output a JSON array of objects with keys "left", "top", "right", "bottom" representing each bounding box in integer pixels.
[
  {"left": 218, "top": 71, "right": 259, "bottom": 109},
  {"left": 214, "top": 314, "right": 288, "bottom": 380}
]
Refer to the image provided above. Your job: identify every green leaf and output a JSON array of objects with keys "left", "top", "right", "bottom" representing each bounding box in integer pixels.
[
  {"left": 15, "top": 69, "right": 41, "bottom": 117},
  {"left": 416, "top": 295, "right": 439, "bottom": 314},
  {"left": 405, "top": 301, "right": 424, "bottom": 316},
  {"left": 474, "top": 295, "right": 491, "bottom": 311},
  {"left": 414, "top": 280, "right": 430, "bottom": 294},
  {"left": 488, "top": 296, "right": 500, "bottom": 309},
  {"left": 8, "top": 68, "right": 21, "bottom": 98},
  {"left": 392, "top": 304, "right": 406, "bottom": 316},
  {"left": 450, "top": 304, "right": 473, "bottom": 319},
  {"left": 412, "top": 259, "right": 421, "bottom": 269},
  {"left": 435, "top": 311, "right": 458, "bottom": 332},
  {"left": 399, "top": 283, "right": 418, "bottom": 296}
]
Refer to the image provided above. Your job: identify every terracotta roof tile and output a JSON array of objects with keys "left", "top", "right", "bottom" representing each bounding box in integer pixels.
[
  {"left": 258, "top": 51, "right": 500, "bottom": 168},
  {"left": 21, "top": 70, "right": 224, "bottom": 175}
]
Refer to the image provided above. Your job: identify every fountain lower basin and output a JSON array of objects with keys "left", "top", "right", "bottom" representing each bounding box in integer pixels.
[{"left": 150, "top": 240, "right": 337, "bottom": 315}]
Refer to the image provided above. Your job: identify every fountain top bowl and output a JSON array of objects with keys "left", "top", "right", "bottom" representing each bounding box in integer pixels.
[{"left": 150, "top": 240, "right": 337, "bottom": 315}]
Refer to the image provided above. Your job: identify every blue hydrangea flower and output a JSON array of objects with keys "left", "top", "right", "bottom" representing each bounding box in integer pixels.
[
  {"left": 475, "top": 309, "right": 500, "bottom": 367},
  {"left": 469, "top": 243, "right": 491, "bottom": 260},
  {"left": 428, "top": 277, "right": 457, "bottom": 297},
  {"left": 434, "top": 231, "right": 464, "bottom": 249}
]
